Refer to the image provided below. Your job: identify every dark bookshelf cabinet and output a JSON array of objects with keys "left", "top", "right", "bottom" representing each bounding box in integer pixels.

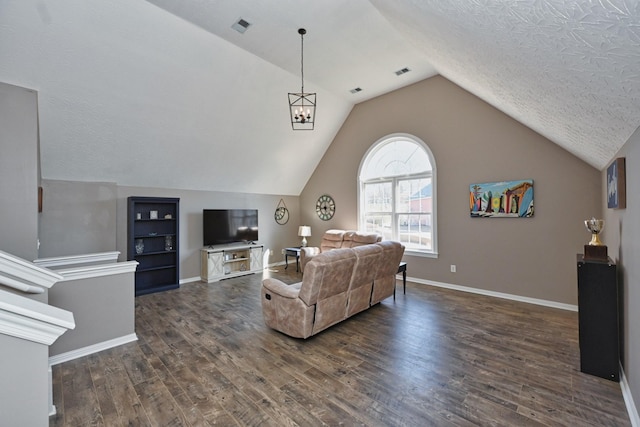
[
  {"left": 576, "top": 254, "right": 619, "bottom": 381},
  {"left": 128, "top": 197, "right": 180, "bottom": 296}
]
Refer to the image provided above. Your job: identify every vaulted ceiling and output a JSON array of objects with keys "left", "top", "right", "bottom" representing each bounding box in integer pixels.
[{"left": 1, "top": 1, "right": 638, "bottom": 195}]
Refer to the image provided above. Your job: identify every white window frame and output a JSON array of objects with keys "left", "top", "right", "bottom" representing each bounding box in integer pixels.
[{"left": 357, "top": 133, "right": 438, "bottom": 258}]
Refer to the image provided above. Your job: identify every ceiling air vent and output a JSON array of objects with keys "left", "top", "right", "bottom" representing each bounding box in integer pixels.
[
  {"left": 395, "top": 67, "right": 411, "bottom": 76},
  {"left": 350, "top": 87, "right": 363, "bottom": 94},
  {"left": 231, "top": 18, "right": 252, "bottom": 34}
]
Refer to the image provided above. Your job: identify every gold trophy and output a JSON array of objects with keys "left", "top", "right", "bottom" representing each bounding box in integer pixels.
[{"left": 584, "top": 217, "right": 607, "bottom": 260}]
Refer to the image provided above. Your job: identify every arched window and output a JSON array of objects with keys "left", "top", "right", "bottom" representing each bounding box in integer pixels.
[{"left": 358, "top": 133, "right": 437, "bottom": 256}]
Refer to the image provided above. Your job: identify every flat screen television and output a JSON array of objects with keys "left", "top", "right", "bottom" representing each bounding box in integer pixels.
[{"left": 203, "top": 209, "right": 258, "bottom": 246}]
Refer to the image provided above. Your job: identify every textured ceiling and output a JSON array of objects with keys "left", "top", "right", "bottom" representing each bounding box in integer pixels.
[
  {"left": 370, "top": 0, "right": 640, "bottom": 170},
  {"left": 0, "top": 0, "right": 638, "bottom": 196}
]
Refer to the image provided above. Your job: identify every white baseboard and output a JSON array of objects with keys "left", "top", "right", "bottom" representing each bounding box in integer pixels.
[
  {"left": 621, "top": 363, "right": 640, "bottom": 427},
  {"left": 48, "top": 333, "right": 138, "bottom": 366},
  {"left": 403, "top": 276, "right": 578, "bottom": 312},
  {"left": 48, "top": 365, "right": 56, "bottom": 416}
]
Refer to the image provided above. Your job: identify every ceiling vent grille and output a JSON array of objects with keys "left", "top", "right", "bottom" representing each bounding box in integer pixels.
[
  {"left": 231, "top": 18, "right": 251, "bottom": 34},
  {"left": 350, "top": 87, "right": 363, "bottom": 94},
  {"left": 395, "top": 67, "right": 411, "bottom": 76}
]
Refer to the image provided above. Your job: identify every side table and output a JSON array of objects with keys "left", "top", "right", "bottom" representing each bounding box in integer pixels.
[{"left": 285, "top": 247, "right": 301, "bottom": 272}]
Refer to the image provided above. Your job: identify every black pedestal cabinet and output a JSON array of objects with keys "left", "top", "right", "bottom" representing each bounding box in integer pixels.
[
  {"left": 576, "top": 254, "right": 619, "bottom": 381},
  {"left": 128, "top": 197, "right": 180, "bottom": 296}
]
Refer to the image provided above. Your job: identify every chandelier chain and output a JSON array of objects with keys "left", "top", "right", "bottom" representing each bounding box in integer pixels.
[{"left": 300, "top": 31, "right": 305, "bottom": 93}]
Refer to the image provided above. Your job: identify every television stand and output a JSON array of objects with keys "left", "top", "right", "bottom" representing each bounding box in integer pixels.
[{"left": 200, "top": 243, "right": 263, "bottom": 283}]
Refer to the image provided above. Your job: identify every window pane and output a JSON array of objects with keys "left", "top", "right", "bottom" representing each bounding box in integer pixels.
[
  {"left": 361, "top": 139, "right": 432, "bottom": 180},
  {"left": 364, "top": 182, "right": 392, "bottom": 212},
  {"left": 363, "top": 214, "right": 393, "bottom": 240},
  {"left": 397, "top": 178, "right": 432, "bottom": 213},
  {"left": 398, "top": 214, "right": 432, "bottom": 250}
]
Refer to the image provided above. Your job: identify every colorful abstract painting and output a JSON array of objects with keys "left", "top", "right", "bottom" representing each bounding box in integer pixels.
[{"left": 470, "top": 179, "right": 534, "bottom": 218}]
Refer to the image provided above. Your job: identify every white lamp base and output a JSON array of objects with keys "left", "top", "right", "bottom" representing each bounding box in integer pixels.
[{"left": 301, "top": 237, "right": 307, "bottom": 247}]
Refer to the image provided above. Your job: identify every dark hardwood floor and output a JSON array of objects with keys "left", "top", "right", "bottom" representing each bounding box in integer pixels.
[{"left": 50, "top": 268, "right": 630, "bottom": 426}]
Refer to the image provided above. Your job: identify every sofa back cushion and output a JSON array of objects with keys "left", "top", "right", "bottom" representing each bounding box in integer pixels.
[
  {"left": 341, "top": 231, "right": 382, "bottom": 248},
  {"left": 320, "top": 229, "right": 345, "bottom": 252},
  {"left": 346, "top": 244, "right": 383, "bottom": 317}
]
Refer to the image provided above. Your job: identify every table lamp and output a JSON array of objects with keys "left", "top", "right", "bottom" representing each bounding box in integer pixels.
[{"left": 298, "top": 226, "right": 311, "bottom": 247}]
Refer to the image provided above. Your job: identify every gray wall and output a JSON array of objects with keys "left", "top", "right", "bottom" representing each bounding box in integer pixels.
[
  {"left": 48, "top": 272, "right": 135, "bottom": 356},
  {"left": 301, "top": 76, "right": 601, "bottom": 305},
  {"left": 0, "top": 334, "right": 49, "bottom": 426},
  {"left": 0, "top": 82, "right": 39, "bottom": 261},
  {"left": 602, "top": 125, "right": 640, "bottom": 415},
  {"left": 39, "top": 180, "right": 117, "bottom": 258}
]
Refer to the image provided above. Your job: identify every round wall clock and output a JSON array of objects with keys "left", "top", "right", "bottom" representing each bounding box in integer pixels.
[
  {"left": 316, "top": 194, "right": 335, "bottom": 221},
  {"left": 274, "top": 206, "right": 289, "bottom": 225}
]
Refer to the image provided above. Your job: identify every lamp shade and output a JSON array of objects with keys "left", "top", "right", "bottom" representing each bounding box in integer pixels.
[
  {"left": 298, "top": 226, "right": 311, "bottom": 237},
  {"left": 298, "top": 225, "right": 311, "bottom": 247}
]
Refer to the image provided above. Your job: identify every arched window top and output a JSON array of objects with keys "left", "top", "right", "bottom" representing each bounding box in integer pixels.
[
  {"left": 358, "top": 133, "right": 437, "bottom": 257},
  {"left": 360, "top": 136, "right": 432, "bottom": 181}
]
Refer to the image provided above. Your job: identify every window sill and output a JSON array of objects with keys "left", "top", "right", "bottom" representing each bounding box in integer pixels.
[{"left": 404, "top": 250, "right": 438, "bottom": 259}]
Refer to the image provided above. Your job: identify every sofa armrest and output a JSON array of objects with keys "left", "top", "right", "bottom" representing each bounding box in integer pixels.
[
  {"left": 262, "top": 278, "right": 301, "bottom": 299},
  {"left": 300, "top": 247, "right": 320, "bottom": 272}
]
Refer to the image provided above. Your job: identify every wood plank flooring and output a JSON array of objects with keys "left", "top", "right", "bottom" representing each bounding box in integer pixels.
[{"left": 50, "top": 268, "right": 631, "bottom": 426}]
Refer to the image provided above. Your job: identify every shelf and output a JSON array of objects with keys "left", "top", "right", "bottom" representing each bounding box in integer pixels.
[
  {"left": 224, "top": 258, "right": 248, "bottom": 264},
  {"left": 134, "top": 250, "right": 176, "bottom": 257},
  {"left": 137, "top": 265, "right": 177, "bottom": 273}
]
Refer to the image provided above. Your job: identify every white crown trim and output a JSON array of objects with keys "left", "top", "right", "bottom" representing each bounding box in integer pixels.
[
  {"left": 0, "top": 289, "right": 74, "bottom": 345},
  {"left": 0, "top": 250, "right": 62, "bottom": 292},
  {"left": 33, "top": 251, "right": 120, "bottom": 268},
  {"left": 56, "top": 261, "right": 138, "bottom": 281}
]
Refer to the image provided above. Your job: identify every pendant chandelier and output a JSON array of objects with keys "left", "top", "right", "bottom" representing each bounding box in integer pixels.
[{"left": 288, "top": 28, "right": 316, "bottom": 130}]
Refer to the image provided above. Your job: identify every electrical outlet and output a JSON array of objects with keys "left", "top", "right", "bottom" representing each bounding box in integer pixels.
[
  {"left": 450, "top": 264, "right": 456, "bottom": 273},
  {"left": 281, "top": 249, "right": 285, "bottom": 255}
]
